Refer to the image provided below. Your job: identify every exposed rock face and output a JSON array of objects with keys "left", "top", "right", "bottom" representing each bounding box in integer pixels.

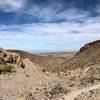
[
  {"left": 63, "top": 40, "right": 100, "bottom": 70},
  {"left": 0, "top": 48, "right": 25, "bottom": 68},
  {"left": 76, "top": 40, "right": 100, "bottom": 56}
]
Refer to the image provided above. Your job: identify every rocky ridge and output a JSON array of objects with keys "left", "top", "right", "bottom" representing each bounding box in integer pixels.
[{"left": 62, "top": 40, "right": 100, "bottom": 70}]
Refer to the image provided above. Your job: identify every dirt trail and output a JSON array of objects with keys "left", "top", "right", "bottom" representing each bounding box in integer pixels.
[{"left": 63, "top": 84, "right": 100, "bottom": 100}]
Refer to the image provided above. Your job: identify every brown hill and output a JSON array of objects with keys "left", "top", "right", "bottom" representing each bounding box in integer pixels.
[
  {"left": 62, "top": 40, "right": 100, "bottom": 70},
  {"left": 7, "top": 50, "right": 69, "bottom": 72},
  {"left": 7, "top": 40, "right": 100, "bottom": 72}
]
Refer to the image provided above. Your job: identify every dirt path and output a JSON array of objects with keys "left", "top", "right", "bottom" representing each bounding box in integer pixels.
[{"left": 63, "top": 84, "right": 100, "bottom": 100}]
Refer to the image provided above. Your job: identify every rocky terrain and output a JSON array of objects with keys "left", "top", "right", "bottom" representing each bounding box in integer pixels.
[
  {"left": 62, "top": 40, "right": 100, "bottom": 70},
  {"left": 0, "top": 48, "right": 25, "bottom": 74},
  {"left": 0, "top": 40, "right": 100, "bottom": 100},
  {"left": 7, "top": 50, "right": 75, "bottom": 72},
  {"left": 77, "top": 87, "right": 100, "bottom": 100}
]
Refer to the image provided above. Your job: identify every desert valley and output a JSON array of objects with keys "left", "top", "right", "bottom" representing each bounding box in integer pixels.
[
  {"left": 0, "top": 40, "right": 100, "bottom": 100},
  {"left": 0, "top": 0, "right": 100, "bottom": 100}
]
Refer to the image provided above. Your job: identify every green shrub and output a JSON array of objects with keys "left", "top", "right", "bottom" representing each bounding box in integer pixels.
[{"left": 0, "top": 64, "right": 15, "bottom": 74}]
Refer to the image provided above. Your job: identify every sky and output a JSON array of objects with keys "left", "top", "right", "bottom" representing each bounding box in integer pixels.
[{"left": 0, "top": 0, "right": 100, "bottom": 51}]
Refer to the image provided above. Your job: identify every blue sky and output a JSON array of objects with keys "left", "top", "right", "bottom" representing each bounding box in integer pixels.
[{"left": 0, "top": 0, "right": 100, "bottom": 51}]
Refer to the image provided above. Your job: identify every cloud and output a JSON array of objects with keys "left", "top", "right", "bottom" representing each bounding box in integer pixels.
[
  {"left": 22, "top": 1, "right": 63, "bottom": 22},
  {"left": 96, "top": 6, "right": 100, "bottom": 13},
  {"left": 0, "top": 0, "right": 98, "bottom": 23},
  {"left": 0, "top": 13, "right": 100, "bottom": 50},
  {"left": 55, "top": 8, "right": 90, "bottom": 21},
  {"left": 22, "top": 3, "right": 90, "bottom": 22},
  {"left": 0, "top": 0, "right": 26, "bottom": 12},
  {"left": 0, "top": 0, "right": 100, "bottom": 50}
]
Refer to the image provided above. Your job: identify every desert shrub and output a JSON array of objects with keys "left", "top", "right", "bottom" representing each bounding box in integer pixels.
[
  {"left": 44, "top": 83, "right": 69, "bottom": 99},
  {"left": 0, "top": 64, "right": 15, "bottom": 74},
  {"left": 50, "top": 83, "right": 68, "bottom": 96},
  {"left": 0, "top": 57, "right": 6, "bottom": 64}
]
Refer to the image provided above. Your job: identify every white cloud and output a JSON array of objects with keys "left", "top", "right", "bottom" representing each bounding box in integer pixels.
[
  {"left": 0, "top": 0, "right": 26, "bottom": 12},
  {"left": 54, "top": 8, "right": 90, "bottom": 21},
  {"left": 0, "top": 1, "right": 100, "bottom": 50},
  {"left": 18, "top": 0, "right": 89, "bottom": 22},
  {"left": 24, "top": 1, "right": 63, "bottom": 22},
  {"left": 0, "top": 0, "right": 91, "bottom": 22},
  {"left": 0, "top": 13, "right": 100, "bottom": 50}
]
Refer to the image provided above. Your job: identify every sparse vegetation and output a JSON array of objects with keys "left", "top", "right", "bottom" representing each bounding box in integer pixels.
[
  {"left": 43, "top": 83, "right": 69, "bottom": 99},
  {"left": 0, "top": 40, "right": 100, "bottom": 100},
  {"left": 50, "top": 83, "right": 69, "bottom": 96},
  {"left": 0, "top": 64, "right": 15, "bottom": 74}
]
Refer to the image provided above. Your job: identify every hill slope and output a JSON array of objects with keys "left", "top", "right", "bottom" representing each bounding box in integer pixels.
[
  {"left": 62, "top": 40, "right": 100, "bottom": 70},
  {"left": 7, "top": 40, "right": 100, "bottom": 72},
  {"left": 7, "top": 50, "right": 70, "bottom": 72}
]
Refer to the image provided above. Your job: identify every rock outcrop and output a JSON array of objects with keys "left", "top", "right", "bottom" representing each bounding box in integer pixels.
[{"left": 0, "top": 48, "right": 25, "bottom": 68}]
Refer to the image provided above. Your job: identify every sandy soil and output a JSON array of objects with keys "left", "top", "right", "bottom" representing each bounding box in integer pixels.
[
  {"left": 0, "top": 54, "right": 100, "bottom": 100},
  {"left": 0, "top": 58, "right": 61, "bottom": 100}
]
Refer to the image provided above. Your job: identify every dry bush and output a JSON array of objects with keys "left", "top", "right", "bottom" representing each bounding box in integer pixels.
[
  {"left": 44, "top": 83, "right": 69, "bottom": 99},
  {"left": 0, "top": 64, "right": 15, "bottom": 74}
]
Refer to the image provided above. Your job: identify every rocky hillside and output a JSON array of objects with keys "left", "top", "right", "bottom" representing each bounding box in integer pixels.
[
  {"left": 62, "top": 40, "right": 100, "bottom": 70},
  {"left": 6, "top": 40, "right": 100, "bottom": 72},
  {"left": 7, "top": 50, "right": 69, "bottom": 72},
  {"left": 0, "top": 48, "right": 25, "bottom": 74}
]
